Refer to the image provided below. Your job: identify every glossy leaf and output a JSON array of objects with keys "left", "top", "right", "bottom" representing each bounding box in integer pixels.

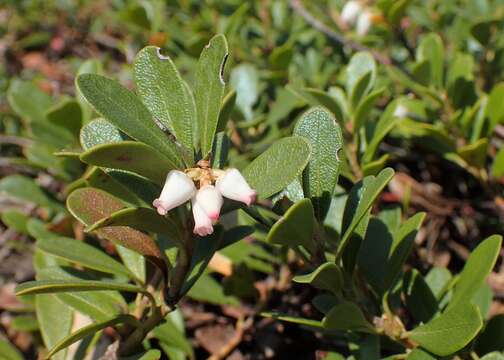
[
  {"left": 37, "top": 236, "right": 132, "bottom": 278},
  {"left": 76, "top": 74, "right": 185, "bottom": 167},
  {"left": 408, "top": 303, "right": 483, "bottom": 356},
  {"left": 0, "top": 338, "right": 23, "bottom": 360},
  {"left": 46, "top": 315, "right": 138, "bottom": 359},
  {"left": 230, "top": 63, "right": 259, "bottom": 120},
  {"left": 80, "top": 141, "right": 178, "bottom": 184},
  {"left": 267, "top": 199, "right": 315, "bottom": 252},
  {"left": 260, "top": 312, "right": 323, "bottom": 328},
  {"left": 294, "top": 107, "right": 343, "bottom": 220},
  {"left": 287, "top": 86, "right": 344, "bottom": 122},
  {"left": 293, "top": 262, "right": 343, "bottom": 295},
  {"left": 16, "top": 279, "right": 147, "bottom": 297},
  {"left": 134, "top": 46, "right": 195, "bottom": 156},
  {"left": 194, "top": 34, "right": 229, "bottom": 157},
  {"left": 36, "top": 295, "right": 73, "bottom": 360},
  {"left": 243, "top": 136, "right": 311, "bottom": 199},
  {"left": 323, "top": 301, "right": 375, "bottom": 333},
  {"left": 403, "top": 269, "right": 438, "bottom": 323},
  {"left": 336, "top": 168, "right": 395, "bottom": 260},
  {"left": 416, "top": 33, "right": 444, "bottom": 88},
  {"left": 449, "top": 235, "right": 502, "bottom": 310},
  {"left": 7, "top": 79, "right": 52, "bottom": 122},
  {"left": 0, "top": 175, "right": 64, "bottom": 212}
]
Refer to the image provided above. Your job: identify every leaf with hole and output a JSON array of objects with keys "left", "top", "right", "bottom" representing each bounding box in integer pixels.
[{"left": 194, "top": 34, "right": 229, "bottom": 157}]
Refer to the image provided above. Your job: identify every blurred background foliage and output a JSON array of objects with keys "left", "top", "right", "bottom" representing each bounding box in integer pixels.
[{"left": 0, "top": 0, "right": 503, "bottom": 359}]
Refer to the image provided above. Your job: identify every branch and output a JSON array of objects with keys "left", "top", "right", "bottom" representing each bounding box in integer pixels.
[{"left": 290, "top": 0, "right": 392, "bottom": 66}]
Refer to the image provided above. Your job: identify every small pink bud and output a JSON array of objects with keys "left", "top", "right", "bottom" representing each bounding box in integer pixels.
[
  {"left": 341, "top": 1, "right": 362, "bottom": 25},
  {"left": 216, "top": 168, "right": 257, "bottom": 206},
  {"left": 195, "top": 185, "right": 223, "bottom": 221},
  {"left": 153, "top": 170, "right": 196, "bottom": 215},
  {"left": 192, "top": 198, "right": 214, "bottom": 236}
]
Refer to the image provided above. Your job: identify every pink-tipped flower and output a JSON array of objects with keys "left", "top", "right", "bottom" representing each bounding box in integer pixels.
[
  {"left": 192, "top": 198, "right": 214, "bottom": 236},
  {"left": 216, "top": 168, "right": 257, "bottom": 206},
  {"left": 153, "top": 170, "right": 196, "bottom": 216},
  {"left": 341, "top": 1, "right": 362, "bottom": 26},
  {"left": 195, "top": 185, "right": 223, "bottom": 221}
]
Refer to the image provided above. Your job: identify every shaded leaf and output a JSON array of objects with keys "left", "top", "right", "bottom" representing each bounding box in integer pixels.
[
  {"left": 323, "top": 301, "right": 375, "bottom": 333},
  {"left": 293, "top": 262, "right": 343, "bottom": 295}
]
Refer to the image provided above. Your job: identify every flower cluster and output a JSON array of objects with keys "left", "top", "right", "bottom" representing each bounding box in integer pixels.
[
  {"left": 153, "top": 165, "right": 256, "bottom": 237},
  {"left": 341, "top": 1, "right": 382, "bottom": 36}
]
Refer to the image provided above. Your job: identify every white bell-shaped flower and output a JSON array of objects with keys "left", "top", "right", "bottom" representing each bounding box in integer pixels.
[
  {"left": 153, "top": 170, "right": 196, "bottom": 216},
  {"left": 192, "top": 197, "right": 214, "bottom": 236},
  {"left": 195, "top": 185, "right": 223, "bottom": 221},
  {"left": 216, "top": 168, "right": 256, "bottom": 206},
  {"left": 356, "top": 10, "right": 373, "bottom": 36},
  {"left": 341, "top": 1, "right": 362, "bottom": 25}
]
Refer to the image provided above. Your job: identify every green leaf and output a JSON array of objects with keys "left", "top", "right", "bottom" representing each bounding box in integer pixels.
[
  {"left": 86, "top": 207, "right": 181, "bottom": 243},
  {"left": 260, "top": 312, "right": 323, "bottom": 328},
  {"left": 1, "top": 210, "right": 29, "bottom": 234},
  {"left": 294, "top": 107, "right": 343, "bottom": 220},
  {"left": 243, "top": 136, "right": 311, "bottom": 200},
  {"left": 0, "top": 338, "right": 23, "bottom": 360},
  {"left": 0, "top": 175, "right": 64, "bottom": 212},
  {"left": 123, "top": 350, "right": 163, "bottom": 360},
  {"left": 46, "top": 315, "right": 138, "bottom": 359},
  {"left": 188, "top": 273, "right": 240, "bottom": 306},
  {"left": 346, "top": 52, "right": 376, "bottom": 105},
  {"left": 457, "top": 138, "right": 488, "bottom": 169},
  {"left": 449, "top": 235, "right": 502, "bottom": 310},
  {"left": 11, "top": 315, "right": 39, "bottom": 332},
  {"left": 36, "top": 295, "right": 73, "bottom": 360},
  {"left": 7, "top": 79, "right": 52, "bottom": 123},
  {"left": 46, "top": 98, "right": 82, "bottom": 138},
  {"left": 403, "top": 269, "right": 438, "bottom": 323},
  {"left": 287, "top": 86, "right": 344, "bottom": 122},
  {"left": 38, "top": 266, "right": 126, "bottom": 321},
  {"left": 76, "top": 74, "right": 185, "bottom": 167},
  {"left": 116, "top": 245, "right": 146, "bottom": 284},
  {"left": 486, "top": 83, "right": 504, "bottom": 134},
  {"left": 37, "top": 236, "right": 132, "bottom": 279},
  {"left": 293, "top": 262, "right": 343, "bottom": 295},
  {"left": 384, "top": 212, "right": 425, "bottom": 290},
  {"left": 216, "top": 90, "right": 237, "bottom": 133},
  {"left": 492, "top": 146, "right": 504, "bottom": 178},
  {"left": 67, "top": 188, "right": 164, "bottom": 268},
  {"left": 134, "top": 46, "right": 195, "bottom": 157},
  {"left": 425, "top": 267, "right": 452, "bottom": 300},
  {"left": 362, "top": 100, "right": 402, "bottom": 163},
  {"left": 408, "top": 303, "right": 483, "bottom": 356},
  {"left": 353, "top": 88, "right": 385, "bottom": 132},
  {"left": 76, "top": 59, "right": 102, "bottom": 122},
  {"left": 80, "top": 141, "right": 178, "bottom": 184},
  {"left": 416, "top": 33, "right": 444, "bottom": 88},
  {"left": 153, "top": 313, "right": 193, "bottom": 358},
  {"left": 230, "top": 63, "right": 259, "bottom": 121},
  {"left": 16, "top": 280, "right": 147, "bottom": 297},
  {"left": 194, "top": 34, "right": 229, "bottom": 157},
  {"left": 267, "top": 199, "right": 315, "bottom": 252},
  {"left": 336, "top": 168, "right": 395, "bottom": 260},
  {"left": 80, "top": 118, "right": 127, "bottom": 150},
  {"left": 179, "top": 228, "right": 223, "bottom": 298},
  {"left": 406, "top": 348, "right": 437, "bottom": 360},
  {"left": 323, "top": 301, "right": 375, "bottom": 333}
]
